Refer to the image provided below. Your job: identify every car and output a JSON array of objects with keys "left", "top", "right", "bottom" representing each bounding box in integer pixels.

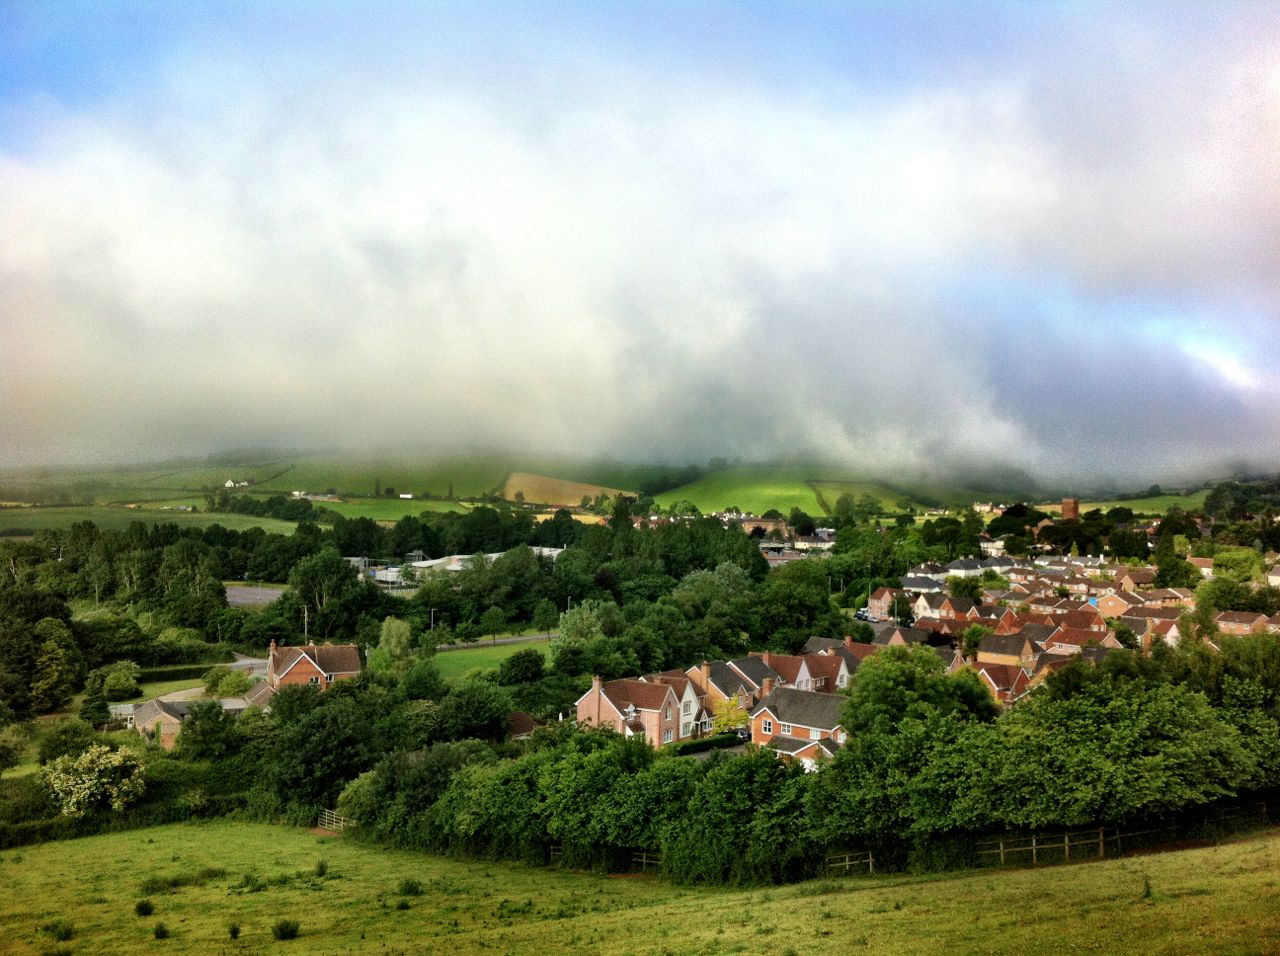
[{"left": 734, "top": 727, "right": 750, "bottom": 742}]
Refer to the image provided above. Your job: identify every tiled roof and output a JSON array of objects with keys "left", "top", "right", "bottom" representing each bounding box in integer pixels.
[
  {"left": 751, "top": 688, "right": 845, "bottom": 731},
  {"left": 272, "top": 643, "right": 362, "bottom": 679},
  {"left": 601, "top": 678, "right": 674, "bottom": 713}
]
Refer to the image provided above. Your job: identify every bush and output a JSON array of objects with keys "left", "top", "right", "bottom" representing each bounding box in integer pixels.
[
  {"left": 271, "top": 919, "right": 300, "bottom": 940},
  {"left": 398, "top": 878, "right": 422, "bottom": 896},
  {"left": 38, "top": 718, "right": 98, "bottom": 765},
  {"left": 228, "top": 923, "right": 240, "bottom": 940},
  {"left": 41, "top": 918, "right": 74, "bottom": 941},
  {"left": 135, "top": 899, "right": 154, "bottom": 916},
  {"left": 313, "top": 859, "right": 327, "bottom": 877},
  {"left": 153, "top": 921, "right": 169, "bottom": 939}
]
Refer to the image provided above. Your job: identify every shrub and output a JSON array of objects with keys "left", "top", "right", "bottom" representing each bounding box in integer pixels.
[
  {"left": 135, "top": 899, "right": 154, "bottom": 916},
  {"left": 271, "top": 919, "right": 300, "bottom": 940},
  {"left": 41, "top": 918, "right": 74, "bottom": 941},
  {"left": 153, "top": 921, "right": 169, "bottom": 939},
  {"left": 313, "top": 859, "right": 327, "bottom": 877},
  {"left": 395, "top": 899, "right": 411, "bottom": 911},
  {"left": 228, "top": 923, "right": 240, "bottom": 940},
  {"left": 398, "top": 878, "right": 422, "bottom": 896}
]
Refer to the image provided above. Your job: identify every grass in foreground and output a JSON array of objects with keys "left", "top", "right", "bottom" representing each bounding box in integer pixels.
[
  {"left": 1, "top": 821, "right": 1278, "bottom": 955},
  {"left": 433, "top": 637, "right": 550, "bottom": 682}
]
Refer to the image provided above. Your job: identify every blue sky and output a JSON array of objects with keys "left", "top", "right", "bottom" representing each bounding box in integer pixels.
[{"left": 1, "top": 1, "right": 1277, "bottom": 482}]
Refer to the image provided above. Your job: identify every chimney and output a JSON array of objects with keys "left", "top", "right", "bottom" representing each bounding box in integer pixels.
[
  {"left": 592, "top": 675, "right": 602, "bottom": 724},
  {"left": 762, "top": 677, "right": 775, "bottom": 697},
  {"left": 762, "top": 652, "right": 772, "bottom": 668},
  {"left": 843, "top": 635, "right": 855, "bottom": 652},
  {"left": 700, "top": 661, "right": 710, "bottom": 689}
]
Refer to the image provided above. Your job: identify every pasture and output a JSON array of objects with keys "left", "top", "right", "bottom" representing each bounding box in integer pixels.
[
  {"left": 433, "top": 637, "right": 551, "bottom": 682},
  {"left": 309, "top": 497, "right": 467, "bottom": 521},
  {"left": 1040, "top": 490, "right": 1210, "bottom": 515},
  {"left": 0, "top": 507, "right": 297, "bottom": 535},
  {"left": 1, "top": 820, "right": 1278, "bottom": 955}
]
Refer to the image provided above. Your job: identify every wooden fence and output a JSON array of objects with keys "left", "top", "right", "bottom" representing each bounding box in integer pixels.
[
  {"left": 317, "top": 809, "right": 350, "bottom": 832},
  {"left": 826, "top": 851, "right": 875, "bottom": 876},
  {"left": 631, "top": 851, "right": 662, "bottom": 872}
]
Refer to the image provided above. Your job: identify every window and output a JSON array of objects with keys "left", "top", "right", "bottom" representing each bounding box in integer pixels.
[
  {"left": 780, "top": 723, "right": 792, "bottom": 735},
  {"left": 837, "top": 674, "right": 848, "bottom": 687},
  {"left": 662, "top": 729, "right": 673, "bottom": 744},
  {"left": 308, "top": 676, "right": 319, "bottom": 686},
  {"left": 762, "top": 719, "right": 773, "bottom": 735},
  {"left": 811, "top": 728, "right": 822, "bottom": 741},
  {"left": 682, "top": 700, "right": 692, "bottom": 715},
  {"left": 325, "top": 674, "right": 334, "bottom": 683},
  {"left": 681, "top": 722, "right": 692, "bottom": 737},
  {"left": 664, "top": 706, "right": 671, "bottom": 720}
]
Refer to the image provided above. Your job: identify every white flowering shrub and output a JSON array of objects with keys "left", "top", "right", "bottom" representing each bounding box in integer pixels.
[{"left": 42, "top": 744, "right": 146, "bottom": 816}]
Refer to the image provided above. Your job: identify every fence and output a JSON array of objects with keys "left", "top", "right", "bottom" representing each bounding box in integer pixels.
[
  {"left": 826, "top": 851, "right": 875, "bottom": 876},
  {"left": 631, "top": 851, "right": 662, "bottom": 872},
  {"left": 317, "top": 809, "right": 350, "bottom": 832},
  {"left": 976, "top": 801, "right": 1271, "bottom": 869}
]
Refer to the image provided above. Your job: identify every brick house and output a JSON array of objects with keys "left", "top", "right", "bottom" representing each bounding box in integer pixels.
[
  {"left": 267, "top": 641, "right": 363, "bottom": 690},
  {"left": 749, "top": 683, "right": 847, "bottom": 771},
  {"left": 575, "top": 676, "right": 682, "bottom": 746},
  {"left": 1216, "top": 611, "right": 1270, "bottom": 636}
]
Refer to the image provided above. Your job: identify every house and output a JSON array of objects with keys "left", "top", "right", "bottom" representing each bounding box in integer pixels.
[
  {"left": 867, "top": 587, "right": 901, "bottom": 621},
  {"left": 1114, "top": 568, "right": 1156, "bottom": 591},
  {"left": 1215, "top": 611, "right": 1269, "bottom": 636},
  {"left": 1187, "top": 557, "right": 1215, "bottom": 579},
  {"left": 508, "top": 711, "right": 538, "bottom": 741},
  {"left": 575, "top": 676, "right": 682, "bottom": 746},
  {"left": 133, "top": 696, "right": 252, "bottom": 750},
  {"left": 976, "top": 633, "right": 1036, "bottom": 666},
  {"left": 686, "top": 661, "right": 754, "bottom": 715},
  {"left": 750, "top": 684, "right": 847, "bottom": 771},
  {"left": 944, "top": 558, "right": 984, "bottom": 578},
  {"left": 267, "top": 641, "right": 362, "bottom": 690},
  {"left": 975, "top": 663, "right": 1032, "bottom": 707},
  {"left": 1042, "top": 627, "right": 1122, "bottom": 655},
  {"left": 1095, "top": 591, "right": 1147, "bottom": 618},
  {"left": 1269, "top": 565, "right": 1280, "bottom": 588},
  {"left": 900, "top": 575, "right": 945, "bottom": 594},
  {"left": 642, "top": 671, "right": 709, "bottom": 738}
]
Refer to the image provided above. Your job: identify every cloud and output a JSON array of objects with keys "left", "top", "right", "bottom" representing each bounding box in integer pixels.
[{"left": 1, "top": 5, "right": 1278, "bottom": 485}]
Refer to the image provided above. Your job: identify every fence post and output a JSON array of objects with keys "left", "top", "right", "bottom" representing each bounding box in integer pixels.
[
  {"left": 1098, "top": 826, "right": 1105, "bottom": 859},
  {"left": 1065, "top": 832, "right": 1070, "bottom": 862},
  {"left": 1032, "top": 834, "right": 1038, "bottom": 866},
  {"left": 999, "top": 839, "right": 1005, "bottom": 866}
]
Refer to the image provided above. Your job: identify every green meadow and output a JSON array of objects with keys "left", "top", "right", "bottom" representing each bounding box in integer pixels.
[
  {"left": 654, "top": 467, "right": 928, "bottom": 516},
  {"left": 433, "top": 637, "right": 551, "bottom": 683},
  {"left": 1042, "top": 490, "right": 1211, "bottom": 516},
  {"left": 0, "top": 507, "right": 297, "bottom": 535},
  {"left": 0, "top": 820, "right": 1277, "bottom": 955}
]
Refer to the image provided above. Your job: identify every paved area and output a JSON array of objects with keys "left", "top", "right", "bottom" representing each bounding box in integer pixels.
[{"left": 226, "top": 584, "right": 285, "bottom": 607}]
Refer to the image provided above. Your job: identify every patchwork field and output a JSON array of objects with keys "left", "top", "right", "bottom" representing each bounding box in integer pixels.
[
  {"left": 0, "top": 821, "right": 1277, "bottom": 955},
  {"left": 653, "top": 467, "right": 931, "bottom": 516},
  {"left": 250, "top": 455, "right": 511, "bottom": 499},
  {"left": 501, "top": 472, "right": 632, "bottom": 508},
  {"left": 308, "top": 497, "right": 468, "bottom": 521},
  {"left": 0, "top": 506, "right": 297, "bottom": 535}
]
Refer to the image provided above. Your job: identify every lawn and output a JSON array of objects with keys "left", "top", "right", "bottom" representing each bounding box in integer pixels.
[
  {"left": 1, "top": 821, "right": 1278, "bottom": 955},
  {"left": 433, "top": 637, "right": 551, "bottom": 682}
]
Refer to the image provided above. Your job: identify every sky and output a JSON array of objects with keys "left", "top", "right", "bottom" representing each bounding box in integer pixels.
[{"left": 1, "top": 0, "right": 1278, "bottom": 485}]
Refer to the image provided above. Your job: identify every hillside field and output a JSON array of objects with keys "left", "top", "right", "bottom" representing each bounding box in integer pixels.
[
  {"left": 1, "top": 820, "right": 1278, "bottom": 955},
  {"left": 501, "top": 472, "right": 632, "bottom": 508},
  {"left": 0, "top": 506, "right": 297, "bottom": 535},
  {"left": 1040, "top": 490, "right": 1210, "bottom": 515},
  {"left": 654, "top": 467, "right": 926, "bottom": 516}
]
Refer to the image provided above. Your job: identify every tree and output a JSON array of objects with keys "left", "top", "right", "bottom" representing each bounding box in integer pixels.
[
  {"left": 532, "top": 599, "right": 559, "bottom": 635},
  {"left": 176, "top": 700, "right": 242, "bottom": 760},
  {"left": 99, "top": 661, "right": 141, "bottom": 702},
  {"left": 286, "top": 549, "right": 367, "bottom": 639},
  {"left": 37, "top": 718, "right": 98, "bottom": 764},
  {"left": 43, "top": 744, "right": 146, "bottom": 816},
  {"left": 711, "top": 696, "right": 748, "bottom": 733},
  {"left": 79, "top": 690, "right": 111, "bottom": 728},
  {"left": 498, "top": 648, "right": 546, "bottom": 685},
  {"left": 367, "top": 616, "right": 415, "bottom": 679},
  {"left": 435, "top": 678, "right": 513, "bottom": 742},
  {"left": 947, "top": 576, "right": 983, "bottom": 602},
  {"left": 0, "top": 722, "right": 28, "bottom": 774},
  {"left": 961, "top": 624, "right": 993, "bottom": 660},
  {"left": 842, "top": 645, "right": 997, "bottom": 735},
  {"left": 401, "top": 656, "right": 447, "bottom": 701},
  {"left": 478, "top": 605, "right": 508, "bottom": 636}
]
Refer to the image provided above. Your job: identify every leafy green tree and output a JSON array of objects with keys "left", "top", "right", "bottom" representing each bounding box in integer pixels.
[
  {"left": 841, "top": 645, "right": 997, "bottom": 735},
  {"left": 497, "top": 648, "right": 546, "bottom": 686},
  {"left": 43, "top": 744, "right": 146, "bottom": 816},
  {"left": 947, "top": 576, "right": 983, "bottom": 602},
  {"left": 401, "top": 656, "right": 447, "bottom": 701},
  {"left": 435, "top": 678, "right": 513, "bottom": 742},
  {"left": 99, "top": 661, "right": 141, "bottom": 702},
  {"left": 367, "top": 616, "right": 415, "bottom": 678},
  {"left": 0, "top": 722, "right": 29, "bottom": 773},
  {"left": 532, "top": 599, "right": 559, "bottom": 634},
  {"left": 79, "top": 690, "right": 111, "bottom": 728},
  {"left": 177, "top": 700, "right": 243, "bottom": 759},
  {"left": 37, "top": 718, "right": 98, "bottom": 764}
]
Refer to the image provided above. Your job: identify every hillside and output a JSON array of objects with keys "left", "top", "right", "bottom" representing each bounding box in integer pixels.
[
  {"left": 0, "top": 821, "right": 1277, "bottom": 954},
  {"left": 653, "top": 467, "right": 927, "bottom": 516},
  {"left": 501, "top": 472, "right": 633, "bottom": 508}
]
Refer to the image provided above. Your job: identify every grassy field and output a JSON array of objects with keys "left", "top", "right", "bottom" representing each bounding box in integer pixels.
[
  {"left": 654, "top": 467, "right": 931, "bottom": 516},
  {"left": 1, "top": 821, "right": 1278, "bottom": 955},
  {"left": 249, "top": 455, "right": 511, "bottom": 499},
  {"left": 309, "top": 497, "right": 467, "bottom": 521},
  {"left": 434, "top": 637, "right": 550, "bottom": 682},
  {"left": 0, "top": 507, "right": 297, "bottom": 535},
  {"left": 1040, "top": 490, "right": 1210, "bottom": 515},
  {"left": 501, "top": 472, "right": 631, "bottom": 508}
]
